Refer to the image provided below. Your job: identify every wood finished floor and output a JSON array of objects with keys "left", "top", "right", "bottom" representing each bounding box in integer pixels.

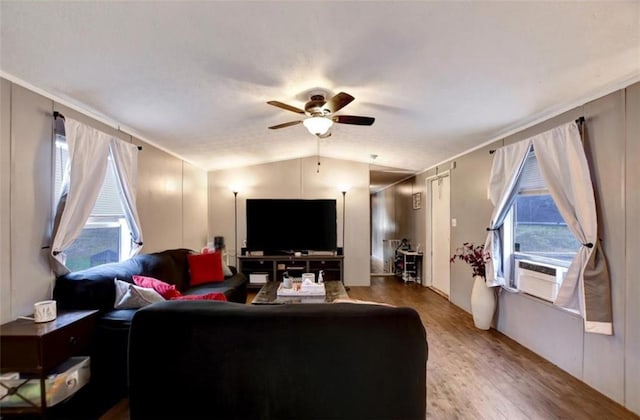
[{"left": 100, "top": 276, "right": 638, "bottom": 420}]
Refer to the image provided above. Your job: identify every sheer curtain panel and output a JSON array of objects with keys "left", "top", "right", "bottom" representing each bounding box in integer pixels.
[
  {"left": 484, "top": 140, "right": 531, "bottom": 287},
  {"left": 532, "top": 122, "right": 612, "bottom": 335},
  {"left": 110, "top": 139, "right": 144, "bottom": 256},
  {"left": 50, "top": 118, "right": 111, "bottom": 275}
]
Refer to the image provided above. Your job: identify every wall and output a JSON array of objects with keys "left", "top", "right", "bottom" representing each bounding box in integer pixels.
[
  {"left": 371, "top": 81, "right": 639, "bottom": 414},
  {"left": 208, "top": 156, "right": 370, "bottom": 286},
  {"left": 625, "top": 81, "right": 640, "bottom": 415},
  {"left": 3, "top": 83, "right": 55, "bottom": 323},
  {"left": 447, "top": 143, "right": 498, "bottom": 311},
  {"left": 181, "top": 162, "right": 208, "bottom": 251},
  {"left": 0, "top": 78, "right": 208, "bottom": 324},
  {"left": 370, "top": 179, "right": 416, "bottom": 270},
  {"left": 1, "top": 79, "right": 11, "bottom": 322}
]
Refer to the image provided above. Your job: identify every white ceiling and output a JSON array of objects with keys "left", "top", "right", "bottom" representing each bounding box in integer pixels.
[{"left": 1, "top": 1, "right": 639, "bottom": 185}]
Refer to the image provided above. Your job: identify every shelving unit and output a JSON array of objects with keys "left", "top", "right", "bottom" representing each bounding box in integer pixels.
[
  {"left": 397, "top": 249, "right": 423, "bottom": 284},
  {"left": 238, "top": 255, "right": 344, "bottom": 289}
]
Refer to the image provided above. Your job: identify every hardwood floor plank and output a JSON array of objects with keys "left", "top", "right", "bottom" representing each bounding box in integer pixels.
[
  {"left": 350, "top": 277, "right": 638, "bottom": 420},
  {"left": 101, "top": 277, "right": 638, "bottom": 420},
  {"left": 99, "top": 398, "right": 129, "bottom": 420}
]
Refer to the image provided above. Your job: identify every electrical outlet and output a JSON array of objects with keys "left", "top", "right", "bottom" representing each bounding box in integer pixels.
[{"left": 451, "top": 218, "right": 457, "bottom": 227}]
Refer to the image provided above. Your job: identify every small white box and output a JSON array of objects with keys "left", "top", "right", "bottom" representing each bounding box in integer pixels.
[
  {"left": 0, "top": 356, "right": 90, "bottom": 408},
  {"left": 249, "top": 273, "right": 269, "bottom": 284}
]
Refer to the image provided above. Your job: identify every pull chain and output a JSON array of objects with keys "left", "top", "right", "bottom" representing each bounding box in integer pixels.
[{"left": 317, "top": 136, "right": 321, "bottom": 173}]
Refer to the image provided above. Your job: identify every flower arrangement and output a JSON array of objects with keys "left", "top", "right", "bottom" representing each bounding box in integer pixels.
[{"left": 450, "top": 242, "right": 490, "bottom": 279}]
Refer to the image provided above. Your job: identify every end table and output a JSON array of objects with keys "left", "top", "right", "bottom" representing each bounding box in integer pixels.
[{"left": 0, "top": 309, "right": 98, "bottom": 417}]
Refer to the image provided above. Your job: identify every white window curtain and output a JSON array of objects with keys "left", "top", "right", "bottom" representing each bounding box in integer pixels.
[
  {"left": 484, "top": 140, "right": 532, "bottom": 287},
  {"left": 50, "top": 118, "right": 111, "bottom": 275},
  {"left": 110, "top": 140, "right": 144, "bottom": 257},
  {"left": 532, "top": 122, "right": 612, "bottom": 335},
  {"left": 485, "top": 121, "right": 612, "bottom": 335},
  {"left": 50, "top": 117, "right": 144, "bottom": 275}
]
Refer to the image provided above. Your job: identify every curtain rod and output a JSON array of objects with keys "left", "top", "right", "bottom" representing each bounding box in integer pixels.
[
  {"left": 53, "top": 112, "right": 142, "bottom": 150},
  {"left": 489, "top": 117, "right": 585, "bottom": 154}
]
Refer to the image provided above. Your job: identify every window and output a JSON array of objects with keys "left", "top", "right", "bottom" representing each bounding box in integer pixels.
[
  {"left": 54, "top": 135, "right": 132, "bottom": 271},
  {"left": 513, "top": 194, "right": 579, "bottom": 260},
  {"left": 504, "top": 150, "right": 580, "bottom": 291}
]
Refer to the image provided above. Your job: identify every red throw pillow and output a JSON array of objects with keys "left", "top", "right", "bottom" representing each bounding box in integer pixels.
[
  {"left": 187, "top": 252, "right": 225, "bottom": 286},
  {"left": 132, "top": 275, "right": 182, "bottom": 299},
  {"left": 170, "top": 292, "right": 227, "bottom": 301}
]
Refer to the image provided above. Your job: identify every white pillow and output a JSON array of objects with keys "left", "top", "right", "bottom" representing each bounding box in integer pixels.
[
  {"left": 114, "top": 279, "right": 165, "bottom": 309},
  {"left": 222, "top": 260, "right": 233, "bottom": 277}
]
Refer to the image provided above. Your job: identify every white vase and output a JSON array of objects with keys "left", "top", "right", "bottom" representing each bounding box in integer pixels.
[{"left": 470, "top": 275, "right": 496, "bottom": 330}]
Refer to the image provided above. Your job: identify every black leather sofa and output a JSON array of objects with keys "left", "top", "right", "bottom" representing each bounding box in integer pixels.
[
  {"left": 128, "top": 300, "right": 428, "bottom": 420},
  {"left": 52, "top": 248, "right": 248, "bottom": 413}
]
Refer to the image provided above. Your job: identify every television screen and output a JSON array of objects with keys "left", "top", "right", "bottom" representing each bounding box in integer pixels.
[{"left": 246, "top": 199, "right": 337, "bottom": 254}]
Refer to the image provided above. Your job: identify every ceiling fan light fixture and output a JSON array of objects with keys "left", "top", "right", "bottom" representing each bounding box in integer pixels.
[{"left": 303, "top": 116, "right": 333, "bottom": 136}]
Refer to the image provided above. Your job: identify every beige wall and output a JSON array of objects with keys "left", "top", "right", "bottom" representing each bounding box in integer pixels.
[
  {"left": 625, "top": 81, "right": 640, "bottom": 414},
  {"left": 582, "top": 91, "right": 626, "bottom": 402},
  {"left": 370, "top": 179, "right": 416, "bottom": 269},
  {"left": 0, "top": 78, "right": 208, "bottom": 324},
  {"left": 208, "top": 156, "right": 370, "bottom": 286},
  {"left": 448, "top": 143, "right": 500, "bottom": 310},
  {"left": 5, "top": 84, "right": 55, "bottom": 321},
  {"left": 134, "top": 138, "right": 184, "bottom": 253},
  {"left": 182, "top": 161, "right": 208, "bottom": 251},
  {"left": 371, "top": 81, "right": 640, "bottom": 415},
  {"left": 1, "top": 79, "right": 11, "bottom": 321}
]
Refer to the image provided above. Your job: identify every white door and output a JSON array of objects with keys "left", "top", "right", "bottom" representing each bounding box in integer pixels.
[{"left": 430, "top": 175, "right": 450, "bottom": 296}]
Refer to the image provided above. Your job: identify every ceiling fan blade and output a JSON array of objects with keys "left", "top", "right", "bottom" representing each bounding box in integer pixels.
[
  {"left": 324, "top": 92, "right": 355, "bottom": 114},
  {"left": 333, "top": 115, "right": 375, "bottom": 126},
  {"left": 268, "top": 120, "right": 303, "bottom": 130},
  {"left": 267, "top": 101, "right": 305, "bottom": 114}
]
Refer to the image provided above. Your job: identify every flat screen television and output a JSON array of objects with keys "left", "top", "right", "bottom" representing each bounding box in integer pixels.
[{"left": 246, "top": 199, "right": 337, "bottom": 254}]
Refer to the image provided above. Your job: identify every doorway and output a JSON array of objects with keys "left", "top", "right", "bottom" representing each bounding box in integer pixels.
[{"left": 427, "top": 173, "right": 450, "bottom": 297}]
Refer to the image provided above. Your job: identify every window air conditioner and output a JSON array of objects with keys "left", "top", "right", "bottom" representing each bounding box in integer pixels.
[{"left": 515, "top": 260, "right": 567, "bottom": 302}]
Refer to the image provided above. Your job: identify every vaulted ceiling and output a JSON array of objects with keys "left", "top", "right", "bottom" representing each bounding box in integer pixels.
[{"left": 1, "top": 1, "right": 638, "bottom": 190}]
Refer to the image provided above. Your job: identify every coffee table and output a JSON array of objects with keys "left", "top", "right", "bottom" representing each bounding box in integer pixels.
[{"left": 251, "top": 281, "right": 349, "bottom": 305}]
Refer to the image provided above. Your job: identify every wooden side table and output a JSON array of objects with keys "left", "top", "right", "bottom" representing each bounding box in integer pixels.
[{"left": 0, "top": 309, "right": 98, "bottom": 417}]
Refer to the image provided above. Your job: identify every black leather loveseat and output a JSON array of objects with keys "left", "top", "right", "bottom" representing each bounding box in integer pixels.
[
  {"left": 52, "top": 248, "right": 248, "bottom": 412},
  {"left": 128, "top": 300, "right": 428, "bottom": 420}
]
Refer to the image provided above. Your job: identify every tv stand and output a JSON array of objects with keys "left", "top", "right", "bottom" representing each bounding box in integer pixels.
[{"left": 238, "top": 255, "right": 344, "bottom": 289}]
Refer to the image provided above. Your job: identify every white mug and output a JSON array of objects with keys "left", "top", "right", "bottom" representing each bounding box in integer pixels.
[
  {"left": 283, "top": 273, "right": 292, "bottom": 289},
  {"left": 34, "top": 300, "right": 57, "bottom": 323}
]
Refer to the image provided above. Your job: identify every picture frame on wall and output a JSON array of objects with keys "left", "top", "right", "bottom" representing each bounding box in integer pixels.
[{"left": 412, "top": 192, "right": 422, "bottom": 210}]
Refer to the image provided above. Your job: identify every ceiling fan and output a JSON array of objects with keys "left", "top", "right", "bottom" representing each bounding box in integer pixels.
[{"left": 267, "top": 91, "right": 375, "bottom": 138}]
